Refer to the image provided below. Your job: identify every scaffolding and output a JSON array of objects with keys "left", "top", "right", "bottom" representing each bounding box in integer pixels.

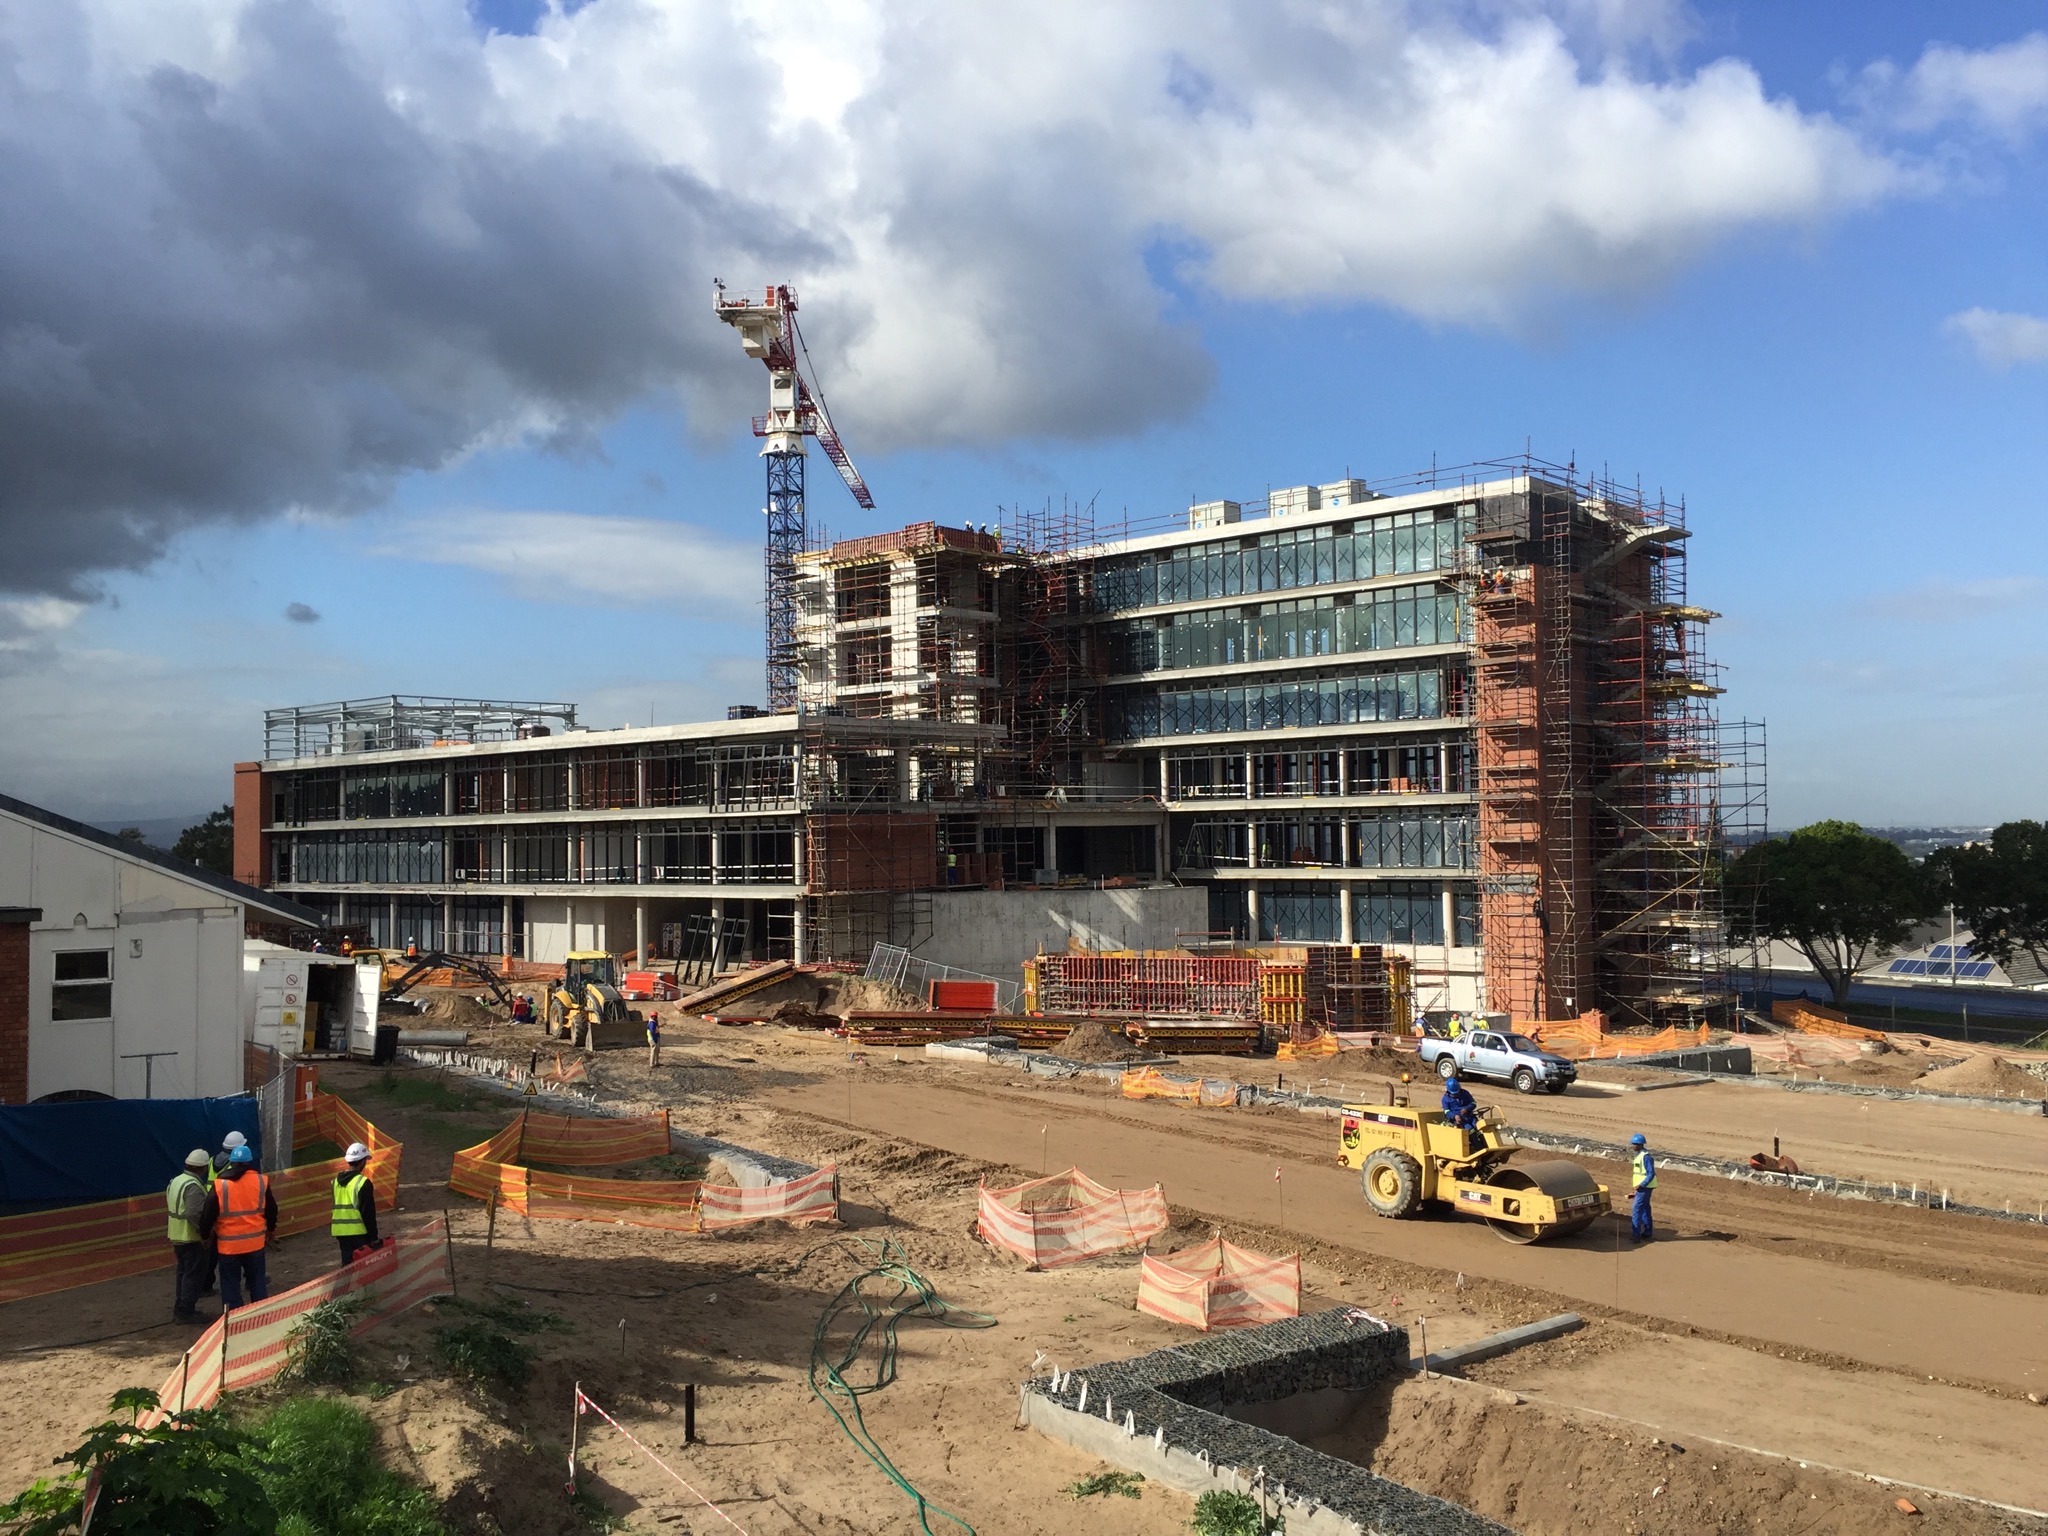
[
  {"left": 1003, "top": 496, "right": 1104, "bottom": 789},
  {"left": 262, "top": 697, "right": 577, "bottom": 760}
]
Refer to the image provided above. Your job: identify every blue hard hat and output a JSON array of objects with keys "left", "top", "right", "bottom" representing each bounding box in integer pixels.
[
  {"left": 229, "top": 1144, "right": 254, "bottom": 1165},
  {"left": 1629, "top": 1133, "right": 1646, "bottom": 1147}
]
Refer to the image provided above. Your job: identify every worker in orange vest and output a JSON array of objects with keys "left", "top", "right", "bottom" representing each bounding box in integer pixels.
[{"left": 200, "top": 1144, "right": 277, "bottom": 1308}]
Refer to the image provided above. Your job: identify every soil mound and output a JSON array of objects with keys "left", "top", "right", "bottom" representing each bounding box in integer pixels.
[
  {"left": 1914, "top": 1053, "right": 2045, "bottom": 1098},
  {"left": 414, "top": 989, "right": 497, "bottom": 1027},
  {"left": 825, "top": 976, "right": 925, "bottom": 1012},
  {"left": 768, "top": 998, "right": 837, "bottom": 1029},
  {"left": 1049, "top": 1019, "right": 1157, "bottom": 1062}
]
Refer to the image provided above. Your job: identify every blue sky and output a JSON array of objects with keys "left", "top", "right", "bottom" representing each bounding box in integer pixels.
[{"left": 1, "top": 0, "right": 2044, "bottom": 830}]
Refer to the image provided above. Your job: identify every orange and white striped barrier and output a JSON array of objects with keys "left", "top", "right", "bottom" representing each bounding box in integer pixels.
[
  {"left": 1137, "top": 1237, "right": 1300, "bottom": 1331},
  {"left": 141, "top": 1215, "right": 453, "bottom": 1426},
  {"left": 976, "top": 1168, "right": 1168, "bottom": 1270}
]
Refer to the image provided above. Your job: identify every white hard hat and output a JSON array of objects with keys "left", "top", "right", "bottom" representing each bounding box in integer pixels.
[
  {"left": 221, "top": 1130, "right": 247, "bottom": 1150},
  {"left": 344, "top": 1142, "right": 370, "bottom": 1163}
]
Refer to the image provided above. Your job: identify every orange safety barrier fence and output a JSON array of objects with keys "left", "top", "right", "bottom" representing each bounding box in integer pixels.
[
  {"left": 1137, "top": 1237, "right": 1301, "bottom": 1331},
  {"left": 1276, "top": 1033, "right": 1341, "bottom": 1061},
  {"left": 140, "top": 1215, "right": 452, "bottom": 1427},
  {"left": 976, "top": 1168, "right": 1168, "bottom": 1269},
  {"left": 0, "top": 1089, "right": 400, "bottom": 1307},
  {"left": 1771, "top": 998, "right": 1887, "bottom": 1042},
  {"left": 448, "top": 1109, "right": 836, "bottom": 1233},
  {"left": 1119, "top": 1068, "right": 1240, "bottom": 1108},
  {"left": 1533, "top": 1021, "right": 1712, "bottom": 1060}
]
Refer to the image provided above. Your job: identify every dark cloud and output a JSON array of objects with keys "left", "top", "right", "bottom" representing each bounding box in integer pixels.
[
  {"left": 0, "top": 1, "right": 811, "bottom": 600},
  {"left": 284, "top": 601, "right": 320, "bottom": 623}
]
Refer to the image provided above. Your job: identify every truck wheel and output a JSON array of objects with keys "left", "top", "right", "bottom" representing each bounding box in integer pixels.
[
  {"left": 1437, "top": 1055, "right": 1460, "bottom": 1081},
  {"left": 1513, "top": 1067, "right": 1538, "bottom": 1095},
  {"left": 1545, "top": 1080, "right": 1569, "bottom": 1095},
  {"left": 1362, "top": 1148, "right": 1424, "bottom": 1219}
]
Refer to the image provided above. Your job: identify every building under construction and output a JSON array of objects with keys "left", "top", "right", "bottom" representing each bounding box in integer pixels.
[{"left": 232, "top": 455, "right": 1761, "bottom": 1028}]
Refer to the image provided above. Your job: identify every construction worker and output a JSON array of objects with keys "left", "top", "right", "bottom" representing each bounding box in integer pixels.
[
  {"left": 405, "top": 937, "right": 419, "bottom": 959},
  {"left": 201, "top": 1144, "right": 277, "bottom": 1308},
  {"left": 645, "top": 1010, "right": 662, "bottom": 1069},
  {"left": 1446, "top": 1011, "right": 1464, "bottom": 1040},
  {"left": 200, "top": 1128, "right": 252, "bottom": 1298},
  {"left": 332, "top": 1142, "right": 380, "bottom": 1266},
  {"left": 1440, "top": 1070, "right": 1480, "bottom": 1153},
  {"left": 166, "top": 1149, "right": 212, "bottom": 1323},
  {"left": 1628, "top": 1133, "right": 1657, "bottom": 1242}
]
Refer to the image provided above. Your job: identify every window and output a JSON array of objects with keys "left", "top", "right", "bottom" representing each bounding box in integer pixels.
[{"left": 51, "top": 950, "right": 112, "bottom": 1021}]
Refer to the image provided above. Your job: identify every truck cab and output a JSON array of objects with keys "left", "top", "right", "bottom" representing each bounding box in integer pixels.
[{"left": 1417, "top": 1028, "right": 1576, "bottom": 1095}]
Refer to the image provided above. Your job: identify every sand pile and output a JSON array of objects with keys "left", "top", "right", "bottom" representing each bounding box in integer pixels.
[
  {"left": 768, "top": 998, "right": 838, "bottom": 1029},
  {"left": 1049, "top": 1019, "right": 1158, "bottom": 1062},
  {"left": 415, "top": 990, "right": 497, "bottom": 1026},
  {"left": 824, "top": 976, "right": 926, "bottom": 1012},
  {"left": 1914, "top": 1053, "right": 2046, "bottom": 1098}
]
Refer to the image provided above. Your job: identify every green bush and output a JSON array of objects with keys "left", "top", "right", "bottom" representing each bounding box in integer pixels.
[
  {"left": 432, "top": 1322, "right": 534, "bottom": 1389},
  {"left": 1067, "top": 1469, "right": 1145, "bottom": 1499},
  {"left": 0, "top": 1388, "right": 271, "bottom": 1536},
  {"left": 1191, "top": 1489, "right": 1284, "bottom": 1536},
  {"left": 279, "top": 1296, "right": 371, "bottom": 1387},
  {"left": 253, "top": 1398, "right": 444, "bottom": 1536}
]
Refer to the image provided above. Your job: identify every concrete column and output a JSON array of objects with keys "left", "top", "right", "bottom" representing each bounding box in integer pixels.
[
  {"left": 443, "top": 772, "right": 454, "bottom": 815},
  {"left": 1340, "top": 883, "right": 1355, "bottom": 944},
  {"left": 499, "top": 830, "right": 511, "bottom": 884},
  {"left": 1245, "top": 884, "right": 1263, "bottom": 942},
  {"left": 502, "top": 763, "right": 512, "bottom": 812},
  {"left": 1154, "top": 819, "right": 1169, "bottom": 881},
  {"left": 1244, "top": 749, "right": 1256, "bottom": 798},
  {"left": 634, "top": 828, "right": 645, "bottom": 884},
  {"left": 1158, "top": 752, "right": 1170, "bottom": 803},
  {"left": 387, "top": 898, "right": 398, "bottom": 951},
  {"left": 634, "top": 901, "right": 647, "bottom": 966},
  {"left": 895, "top": 748, "right": 913, "bottom": 802},
  {"left": 792, "top": 897, "right": 809, "bottom": 965},
  {"left": 440, "top": 895, "right": 453, "bottom": 953},
  {"left": 1246, "top": 819, "right": 1259, "bottom": 869},
  {"left": 1337, "top": 748, "right": 1349, "bottom": 797},
  {"left": 1442, "top": 883, "right": 1457, "bottom": 948},
  {"left": 709, "top": 824, "right": 723, "bottom": 886},
  {"left": 565, "top": 899, "right": 576, "bottom": 955},
  {"left": 792, "top": 825, "right": 807, "bottom": 893},
  {"left": 635, "top": 753, "right": 648, "bottom": 809},
  {"left": 501, "top": 896, "right": 512, "bottom": 964},
  {"left": 566, "top": 759, "right": 579, "bottom": 811},
  {"left": 709, "top": 896, "right": 727, "bottom": 973}
]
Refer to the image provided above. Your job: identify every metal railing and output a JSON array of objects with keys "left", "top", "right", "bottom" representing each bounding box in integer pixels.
[{"left": 864, "top": 943, "right": 1022, "bottom": 1013}]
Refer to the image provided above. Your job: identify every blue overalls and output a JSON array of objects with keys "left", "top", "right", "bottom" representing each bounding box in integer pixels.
[{"left": 1630, "top": 1149, "right": 1657, "bottom": 1241}]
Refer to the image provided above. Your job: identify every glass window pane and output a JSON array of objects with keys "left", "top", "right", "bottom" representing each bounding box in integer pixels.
[
  {"left": 54, "top": 950, "right": 110, "bottom": 982},
  {"left": 52, "top": 982, "right": 113, "bottom": 1021}
]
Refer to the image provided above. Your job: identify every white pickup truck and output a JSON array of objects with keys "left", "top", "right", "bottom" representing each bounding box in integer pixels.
[{"left": 1416, "top": 1028, "right": 1577, "bottom": 1095}]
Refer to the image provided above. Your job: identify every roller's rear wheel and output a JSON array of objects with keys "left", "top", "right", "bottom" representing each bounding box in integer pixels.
[{"left": 1362, "top": 1148, "right": 1423, "bottom": 1219}]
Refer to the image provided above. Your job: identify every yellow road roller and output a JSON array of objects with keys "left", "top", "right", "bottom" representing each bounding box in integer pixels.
[{"left": 1337, "top": 1102, "right": 1608, "bottom": 1243}]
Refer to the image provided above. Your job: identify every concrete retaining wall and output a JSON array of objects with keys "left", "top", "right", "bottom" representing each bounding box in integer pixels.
[
  {"left": 1629, "top": 1044, "right": 1753, "bottom": 1074},
  {"left": 916, "top": 886, "right": 1209, "bottom": 982},
  {"left": 1025, "top": 1309, "right": 1508, "bottom": 1535}
]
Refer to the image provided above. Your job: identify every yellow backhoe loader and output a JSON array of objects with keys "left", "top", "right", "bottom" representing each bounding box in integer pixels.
[
  {"left": 546, "top": 951, "right": 638, "bottom": 1049},
  {"left": 1336, "top": 1100, "right": 1608, "bottom": 1243}
]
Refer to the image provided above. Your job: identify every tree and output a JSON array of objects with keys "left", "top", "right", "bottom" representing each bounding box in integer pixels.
[
  {"left": 172, "top": 805, "right": 234, "bottom": 878},
  {"left": 114, "top": 826, "right": 148, "bottom": 848},
  {"left": 1929, "top": 820, "right": 2048, "bottom": 977},
  {"left": 1725, "top": 820, "right": 1935, "bottom": 1008}
]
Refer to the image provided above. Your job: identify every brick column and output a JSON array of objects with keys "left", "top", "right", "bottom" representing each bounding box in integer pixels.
[{"left": 0, "top": 909, "right": 39, "bottom": 1105}]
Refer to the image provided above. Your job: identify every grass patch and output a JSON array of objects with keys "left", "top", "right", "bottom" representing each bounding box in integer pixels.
[
  {"left": 1068, "top": 1469, "right": 1145, "bottom": 1500},
  {"left": 524, "top": 1153, "right": 706, "bottom": 1183},
  {"left": 449, "top": 1294, "right": 572, "bottom": 1336},
  {"left": 292, "top": 1138, "right": 345, "bottom": 1168},
  {"left": 355, "top": 1071, "right": 494, "bottom": 1114},
  {"left": 433, "top": 1322, "right": 535, "bottom": 1390},
  {"left": 278, "top": 1296, "right": 369, "bottom": 1387},
  {"left": 254, "top": 1396, "right": 446, "bottom": 1536}
]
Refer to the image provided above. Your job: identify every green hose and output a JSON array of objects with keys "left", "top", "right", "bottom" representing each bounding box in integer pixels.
[{"left": 807, "top": 1236, "right": 997, "bottom": 1535}]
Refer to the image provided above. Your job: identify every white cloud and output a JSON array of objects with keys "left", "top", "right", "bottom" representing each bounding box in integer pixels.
[
  {"left": 1867, "top": 32, "right": 2048, "bottom": 140},
  {"left": 0, "top": 0, "right": 1916, "bottom": 598},
  {"left": 1944, "top": 307, "right": 2048, "bottom": 370},
  {"left": 1864, "top": 573, "right": 2048, "bottom": 621},
  {"left": 383, "top": 509, "right": 762, "bottom": 616}
]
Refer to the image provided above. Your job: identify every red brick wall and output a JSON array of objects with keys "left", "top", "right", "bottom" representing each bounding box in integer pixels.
[
  {"left": 0, "top": 922, "right": 29, "bottom": 1105},
  {"left": 233, "top": 761, "right": 268, "bottom": 888}
]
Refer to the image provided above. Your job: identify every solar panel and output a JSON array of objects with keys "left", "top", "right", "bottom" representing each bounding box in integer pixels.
[{"left": 1960, "top": 962, "right": 1996, "bottom": 980}]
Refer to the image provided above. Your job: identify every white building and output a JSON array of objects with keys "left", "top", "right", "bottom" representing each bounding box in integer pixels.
[{"left": 0, "top": 791, "right": 317, "bottom": 1103}]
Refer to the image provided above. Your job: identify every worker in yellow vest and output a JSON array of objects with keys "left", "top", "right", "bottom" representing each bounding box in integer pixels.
[
  {"left": 1628, "top": 1132, "right": 1657, "bottom": 1242},
  {"left": 332, "top": 1142, "right": 380, "bottom": 1266},
  {"left": 201, "top": 1145, "right": 277, "bottom": 1308},
  {"left": 166, "top": 1149, "right": 212, "bottom": 1323}
]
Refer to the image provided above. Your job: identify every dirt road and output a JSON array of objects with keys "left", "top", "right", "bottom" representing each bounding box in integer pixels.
[{"left": 761, "top": 1062, "right": 2048, "bottom": 1397}]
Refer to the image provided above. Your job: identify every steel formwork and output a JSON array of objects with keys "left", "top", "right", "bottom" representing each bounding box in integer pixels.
[{"left": 1032, "top": 953, "right": 1264, "bottom": 1020}]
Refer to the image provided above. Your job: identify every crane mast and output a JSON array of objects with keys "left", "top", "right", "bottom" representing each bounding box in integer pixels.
[{"left": 713, "top": 282, "right": 873, "bottom": 711}]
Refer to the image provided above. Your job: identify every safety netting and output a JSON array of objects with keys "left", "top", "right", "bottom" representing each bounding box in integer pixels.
[
  {"left": 0, "top": 1082, "right": 400, "bottom": 1306},
  {"left": 448, "top": 1108, "right": 836, "bottom": 1232},
  {"left": 1119, "top": 1067, "right": 1241, "bottom": 1107},
  {"left": 140, "top": 1214, "right": 452, "bottom": 1426},
  {"left": 1136, "top": 1237, "right": 1301, "bottom": 1331},
  {"left": 976, "top": 1168, "right": 1168, "bottom": 1269},
  {"left": 1532, "top": 1019, "right": 1711, "bottom": 1060}
]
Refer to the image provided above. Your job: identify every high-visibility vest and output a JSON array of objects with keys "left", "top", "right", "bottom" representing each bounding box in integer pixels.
[
  {"left": 1632, "top": 1152, "right": 1656, "bottom": 1191},
  {"left": 215, "top": 1170, "right": 270, "bottom": 1255},
  {"left": 331, "top": 1172, "right": 371, "bottom": 1238},
  {"left": 166, "top": 1172, "right": 204, "bottom": 1245}
]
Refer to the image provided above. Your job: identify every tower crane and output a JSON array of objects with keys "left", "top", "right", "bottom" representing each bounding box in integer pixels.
[{"left": 713, "top": 282, "right": 873, "bottom": 711}]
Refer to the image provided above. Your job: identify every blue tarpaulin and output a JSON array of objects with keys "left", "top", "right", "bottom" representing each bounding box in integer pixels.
[{"left": 0, "top": 1097, "right": 263, "bottom": 1206}]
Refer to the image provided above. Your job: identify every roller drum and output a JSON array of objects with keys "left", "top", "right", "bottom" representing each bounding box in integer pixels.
[{"left": 1485, "top": 1159, "right": 1602, "bottom": 1244}]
